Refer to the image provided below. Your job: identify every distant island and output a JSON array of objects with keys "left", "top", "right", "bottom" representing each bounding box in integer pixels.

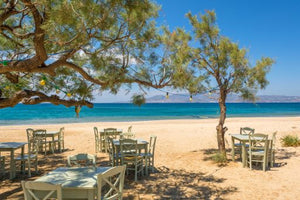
[{"left": 146, "top": 94, "right": 300, "bottom": 103}]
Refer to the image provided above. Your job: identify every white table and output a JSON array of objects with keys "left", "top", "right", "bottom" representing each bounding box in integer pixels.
[
  {"left": 231, "top": 134, "right": 271, "bottom": 167},
  {"left": 0, "top": 142, "right": 27, "bottom": 179},
  {"left": 113, "top": 139, "right": 148, "bottom": 175},
  {"left": 35, "top": 167, "right": 111, "bottom": 200}
]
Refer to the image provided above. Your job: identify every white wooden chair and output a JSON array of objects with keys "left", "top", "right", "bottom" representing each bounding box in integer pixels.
[
  {"left": 96, "top": 165, "right": 126, "bottom": 200},
  {"left": 104, "top": 128, "right": 118, "bottom": 153},
  {"left": 33, "top": 129, "right": 53, "bottom": 155},
  {"left": 94, "top": 127, "right": 101, "bottom": 153},
  {"left": 53, "top": 127, "right": 65, "bottom": 152},
  {"left": 14, "top": 138, "right": 39, "bottom": 177},
  {"left": 141, "top": 135, "right": 157, "bottom": 173},
  {"left": 268, "top": 131, "right": 277, "bottom": 167},
  {"left": 21, "top": 181, "right": 62, "bottom": 200},
  {"left": 120, "top": 139, "right": 143, "bottom": 181},
  {"left": 67, "top": 153, "right": 96, "bottom": 167},
  {"left": 247, "top": 133, "right": 269, "bottom": 171},
  {"left": 232, "top": 127, "right": 255, "bottom": 159}
]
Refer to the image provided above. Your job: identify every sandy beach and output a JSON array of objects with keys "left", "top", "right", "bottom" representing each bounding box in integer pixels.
[{"left": 1, "top": 116, "right": 300, "bottom": 199}]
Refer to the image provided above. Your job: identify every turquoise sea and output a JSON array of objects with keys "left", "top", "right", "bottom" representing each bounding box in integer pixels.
[{"left": 0, "top": 103, "right": 300, "bottom": 125}]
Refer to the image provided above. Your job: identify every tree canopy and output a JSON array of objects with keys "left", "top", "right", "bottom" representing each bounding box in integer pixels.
[
  {"left": 0, "top": 0, "right": 179, "bottom": 109},
  {"left": 175, "top": 11, "right": 275, "bottom": 154}
]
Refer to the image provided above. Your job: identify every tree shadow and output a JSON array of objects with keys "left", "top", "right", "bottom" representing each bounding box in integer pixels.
[
  {"left": 123, "top": 166, "right": 237, "bottom": 199},
  {"left": 0, "top": 151, "right": 107, "bottom": 199}
]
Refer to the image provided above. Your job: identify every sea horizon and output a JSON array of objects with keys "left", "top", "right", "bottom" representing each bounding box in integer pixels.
[{"left": 1, "top": 102, "right": 300, "bottom": 126}]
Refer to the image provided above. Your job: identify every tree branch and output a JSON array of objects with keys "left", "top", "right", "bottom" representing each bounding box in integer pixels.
[{"left": 0, "top": 90, "right": 93, "bottom": 109}]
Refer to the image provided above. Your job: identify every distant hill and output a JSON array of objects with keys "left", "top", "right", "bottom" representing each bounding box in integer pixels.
[{"left": 146, "top": 94, "right": 300, "bottom": 103}]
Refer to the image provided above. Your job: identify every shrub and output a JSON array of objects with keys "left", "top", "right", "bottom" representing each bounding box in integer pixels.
[
  {"left": 212, "top": 152, "right": 227, "bottom": 164},
  {"left": 281, "top": 135, "right": 300, "bottom": 147}
]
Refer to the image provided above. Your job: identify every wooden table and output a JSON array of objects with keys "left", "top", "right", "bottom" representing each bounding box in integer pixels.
[
  {"left": 0, "top": 142, "right": 27, "bottom": 179},
  {"left": 35, "top": 167, "right": 111, "bottom": 200},
  {"left": 113, "top": 139, "right": 148, "bottom": 174},
  {"left": 231, "top": 134, "right": 271, "bottom": 168},
  {"left": 99, "top": 129, "right": 123, "bottom": 135},
  {"left": 34, "top": 130, "right": 60, "bottom": 153}
]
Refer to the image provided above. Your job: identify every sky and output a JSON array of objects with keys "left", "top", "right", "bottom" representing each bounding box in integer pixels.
[{"left": 95, "top": 0, "right": 300, "bottom": 102}]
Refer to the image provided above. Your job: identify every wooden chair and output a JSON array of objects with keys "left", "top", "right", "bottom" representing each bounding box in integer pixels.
[
  {"left": 94, "top": 127, "right": 101, "bottom": 153},
  {"left": 120, "top": 132, "right": 135, "bottom": 139},
  {"left": 127, "top": 125, "right": 132, "bottom": 133},
  {"left": 232, "top": 127, "right": 255, "bottom": 160},
  {"left": 96, "top": 165, "right": 126, "bottom": 200},
  {"left": 67, "top": 153, "right": 96, "bottom": 167},
  {"left": 14, "top": 138, "right": 39, "bottom": 177},
  {"left": 33, "top": 129, "right": 52, "bottom": 155},
  {"left": 104, "top": 128, "right": 118, "bottom": 153},
  {"left": 0, "top": 155, "right": 5, "bottom": 176},
  {"left": 141, "top": 135, "right": 157, "bottom": 173},
  {"left": 58, "top": 127, "right": 65, "bottom": 152},
  {"left": 268, "top": 131, "right": 277, "bottom": 167},
  {"left": 107, "top": 137, "right": 119, "bottom": 167},
  {"left": 247, "top": 133, "right": 269, "bottom": 171},
  {"left": 120, "top": 139, "right": 143, "bottom": 181},
  {"left": 21, "top": 181, "right": 62, "bottom": 200}
]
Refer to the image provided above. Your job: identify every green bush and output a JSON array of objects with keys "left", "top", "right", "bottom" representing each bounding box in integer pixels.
[
  {"left": 212, "top": 152, "right": 227, "bottom": 164},
  {"left": 281, "top": 135, "right": 300, "bottom": 147}
]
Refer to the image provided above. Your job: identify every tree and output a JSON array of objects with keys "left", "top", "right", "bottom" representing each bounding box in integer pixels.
[
  {"left": 181, "top": 11, "right": 274, "bottom": 155},
  {"left": 0, "top": 0, "right": 174, "bottom": 109}
]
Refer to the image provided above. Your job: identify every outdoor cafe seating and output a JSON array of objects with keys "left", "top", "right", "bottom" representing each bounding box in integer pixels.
[{"left": 231, "top": 128, "right": 277, "bottom": 171}]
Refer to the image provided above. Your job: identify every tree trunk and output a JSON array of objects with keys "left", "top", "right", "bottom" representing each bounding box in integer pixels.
[{"left": 216, "top": 89, "right": 227, "bottom": 156}]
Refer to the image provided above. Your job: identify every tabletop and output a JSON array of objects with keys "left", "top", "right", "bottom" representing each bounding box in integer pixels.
[
  {"left": 100, "top": 129, "right": 123, "bottom": 133},
  {"left": 0, "top": 142, "right": 27, "bottom": 150},
  {"left": 35, "top": 167, "right": 111, "bottom": 189},
  {"left": 231, "top": 134, "right": 271, "bottom": 141},
  {"left": 112, "top": 139, "right": 148, "bottom": 146}
]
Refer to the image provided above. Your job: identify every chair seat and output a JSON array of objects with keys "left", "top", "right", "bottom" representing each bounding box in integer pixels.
[
  {"left": 234, "top": 143, "right": 249, "bottom": 147},
  {"left": 15, "top": 154, "right": 37, "bottom": 161},
  {"left": 124, "top": 156, "right": 143, "bottom": 161},
  {"left": 140, "top": 153, "right": 153, "bottom": 157}
]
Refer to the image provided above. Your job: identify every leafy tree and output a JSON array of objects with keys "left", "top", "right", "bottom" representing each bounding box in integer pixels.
[
  {"left": 173, "top": 11, "right": 274, "bottom": 155},
  {"left": 0, "top": 0, "right": 175, "bottom": 109}
]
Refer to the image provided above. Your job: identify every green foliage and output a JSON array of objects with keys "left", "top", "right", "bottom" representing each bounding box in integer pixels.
[
  {"left": 184, "top": 10, "right": 275, "bottom": 100},
  {"left": 211, "top": 152, "right": 227, "bottom": 164},
  {"left": 131, "top": 94, "right": 146, "bottom": 107},
  {"left": 0, "top": 0, "right": 169, "bottom": 106},
  {"left": 281, "top": 135, "right": 300, "bottom": 147}
]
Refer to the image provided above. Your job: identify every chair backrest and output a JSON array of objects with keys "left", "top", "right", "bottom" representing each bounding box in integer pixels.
[
  {"left": 21, "top": 181, "right": 62, "bottom": 200},
  {"left": 240, "top": 127, "right": 255, "bottom": 135},
  {"left": 28, "top": 137, "right": 39, "bottom": 156},
  {"left": 120, "top": 132, "right": 135, "bottom": 139},
  {"left": 67, "top": 153, "right": 96, "bottom": 167},
  {"left": 94, "top": 127, "right": 99, "bottom": 141},
  {"left": 97, "top": 165, "right": 126, "bottom": 200},
  {"left": 33, "top": 129, "right": 47, "bottom": 143},
  {"left": 26, "top": 128, "right": 35, "bottom": 143},
  {"left": 249, "top": 133, "right": 269, "bottom": 152},
  {"left": 59, "top": 127, "right": 64, "bottom": 141},
  {"left": 120, "top": 139, "right": 138, "bottom": 158},
  {"left": 104, "top": 128, "right": 118, "bottom": 139},
  {"left": 127, "top": 126, "right": 132, "bottom": 133},
  {"left": 149, "top": 135, "right": 157, "bottom": 155}
]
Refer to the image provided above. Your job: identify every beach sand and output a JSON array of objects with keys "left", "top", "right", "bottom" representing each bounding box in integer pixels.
[{"left": 1, "top": 117, "right": 300, "bottom": 199}]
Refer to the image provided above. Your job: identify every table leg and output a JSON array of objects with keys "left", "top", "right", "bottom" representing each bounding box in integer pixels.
[
  {"left": 87, "top": 189, "right": 94, "bottom": 200},
  {"left": 10, "top": 150, "right": 15, "bottom": 179},
  {"left": 231, "top": 137, "right": 235, "bottom": 161},
  {"left": 21, "top": 146, "right": 25, "bottom": 174},
  {"left": 145, "top": 144, "right": 148, "bottom": 176},
  {"left": 242, "top": 141, "right": 246, "bottom": 167}
]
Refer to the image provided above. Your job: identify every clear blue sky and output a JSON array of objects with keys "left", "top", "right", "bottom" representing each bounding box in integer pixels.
[{"left": 95, "top": 0, "right": 300, "bottom": 102}]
